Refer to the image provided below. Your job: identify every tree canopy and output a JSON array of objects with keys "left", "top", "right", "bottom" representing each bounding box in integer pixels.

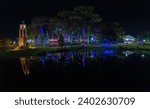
[{"left": 27, "top": 5, "right": 125, "bottom": 46}]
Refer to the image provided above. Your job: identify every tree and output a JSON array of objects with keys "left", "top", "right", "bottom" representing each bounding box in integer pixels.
[
  {"left": 28, "top": 5, "right": 103, "bottom": 46},
  {"left": 57, "top": 5, "right": 102, "bottom": 44},
  {"left": 31, "top": 16, "right": 49, "bottom": 47},
  {"left": 0, "top": 37, "right": 13, "bottom": 51},
  {"left": 137, "top": 32, "right": 150, "bottom": 43},
  {"left": 57, "top": 10, "right": 73, "bottom": 44},
  {"left": 72, "top": 6, "right": 102, "bottom": 44},
  {"left": 27, "top": 24, "right": 36, "bottom": 46},
  {"left": 59, "top": 33, "right": 64, "bottom": 46},
  {"left": 101, "top": 22, "right": 125, "bottom": 42},
  {"left": 48, "top": 17, "right": 66, "bottom": 45}
]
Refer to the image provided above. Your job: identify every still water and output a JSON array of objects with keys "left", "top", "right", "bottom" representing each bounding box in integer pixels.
[{"left": 1, "top": 49, "right": 150, "bottom": 91}]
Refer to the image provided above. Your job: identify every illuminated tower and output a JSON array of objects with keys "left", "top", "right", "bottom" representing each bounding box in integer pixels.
[{"left": 18, "top": 21, "right": 27, "bottom": 48}]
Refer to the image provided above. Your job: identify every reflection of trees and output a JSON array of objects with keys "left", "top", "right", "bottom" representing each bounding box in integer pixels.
[
  {"left": 20, "top": 57, "right": 30, "bottom": 75},
  {"left": 27, "top": 51, "right": 104, "bottom": 68}
]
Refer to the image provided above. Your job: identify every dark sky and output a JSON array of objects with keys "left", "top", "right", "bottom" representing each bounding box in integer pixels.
[{"left": 0, "top": 0, "right": 150, "bottom": 38}]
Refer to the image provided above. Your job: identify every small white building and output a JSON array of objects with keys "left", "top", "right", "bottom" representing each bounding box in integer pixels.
[{"left": 123, "top": 35, "right": 136, "bottom": 44}]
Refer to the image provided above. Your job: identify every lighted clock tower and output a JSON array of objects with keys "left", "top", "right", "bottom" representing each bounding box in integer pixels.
[{"left": 18, "top": 21, "right": 27, "bottom": 48}]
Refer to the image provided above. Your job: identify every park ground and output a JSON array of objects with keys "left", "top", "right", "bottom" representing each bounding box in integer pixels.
[{"left": 0, "top": 44, "right": 150, "bottom": 58}]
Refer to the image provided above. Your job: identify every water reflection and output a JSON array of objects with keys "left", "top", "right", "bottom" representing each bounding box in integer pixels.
[
  {"left": 82, "top": 51, "right": 86, "bottom": 67},
  {"left": 20, "top": 57, "right": 30, "bottom": 75},
  {"left": 122, "top": 51, "right": 135, "bottom": 57},
  {"left": 19, "top": 50, "right": 150, "bottom": 76}
]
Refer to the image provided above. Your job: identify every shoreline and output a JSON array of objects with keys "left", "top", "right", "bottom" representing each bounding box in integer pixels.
[{"left": 1, "top": 44, "right": 150, "bottom": 59}]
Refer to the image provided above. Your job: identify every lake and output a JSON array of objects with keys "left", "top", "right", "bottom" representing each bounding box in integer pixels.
[{"left": 1, "top": 48, "right": 150, "bottom": 92}]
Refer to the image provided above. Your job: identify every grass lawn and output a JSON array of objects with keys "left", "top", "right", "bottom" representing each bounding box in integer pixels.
[
  {"left": 117, "top": 44, "right": 150, "bottom": 50},
  {"left": 1, "top": 44, "right": 150, "bottom": 59}
]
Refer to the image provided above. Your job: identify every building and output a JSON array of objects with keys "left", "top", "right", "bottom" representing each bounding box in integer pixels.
[
  {"left": 18, "top": 21, "right": 27, "bottom": 48},
  {"left": 123, "top": 35, "right": 136, "bottom": 44}
]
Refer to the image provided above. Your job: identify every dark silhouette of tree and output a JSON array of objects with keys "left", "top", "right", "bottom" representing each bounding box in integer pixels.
[
  {"left": 31, "top": 16, "right": 49, "bottom": 47},
  {"left": 137, "top": 32, "right": 150, "bottom": 42},
  {"left": 57, "top": 5, "right": 102, "bottom": 44},
  {"left": 101, "top": 22, "right": 125, "bottom": 42},
  {"left": 27, "top": 5, "right": 126, "bottom": 45}
]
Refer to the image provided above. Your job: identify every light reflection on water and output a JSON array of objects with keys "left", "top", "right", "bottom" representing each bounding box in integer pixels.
[
  {"left": 20, "top": 57, "right": 30, "bottom": 75},
  {"left": 1, "top": 49, "right": 150, "bottom": 91},
  {"left": 18, "top": 49, "right": 150, "bottom": 76}
]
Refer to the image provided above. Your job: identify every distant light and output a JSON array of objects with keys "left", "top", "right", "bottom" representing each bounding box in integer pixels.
[
  {"left": 143, "top": 39, "right": 145, "bottom": 42},
  {"left": 125, "top": 54, "right": 128, "bottom": 57},
  {"left": 91, "top": 37, "right": 94, "bottom": 41},
  {"left": 142, "top": 54, "right": 145, "bottom": 58},
  {"left": 103, "top": 50, "right": 113, "bottom": 55},
  {"left": 48, "top": 38, "right": 58, "bottom": 42},
  {"left": 27, "top": 39, "right": 32, "bottom": 43},
  {"left": 13, "top": 41, "right": 16, "bottom": 44}
]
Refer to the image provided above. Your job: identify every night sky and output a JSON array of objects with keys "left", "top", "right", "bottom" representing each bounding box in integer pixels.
[{"left": 0, "top": 0, "right": 150, "bottom": 38}]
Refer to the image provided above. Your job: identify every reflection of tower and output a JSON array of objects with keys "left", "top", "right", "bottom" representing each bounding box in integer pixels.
[
  {"left": 82, "top": 51, "right": 86, "bottom": 67},
  {"left": 20, "top": 57, "right": 30, "bottom": 75},
  {"left": 18, "top": 21, "right": 27, "bottom": 48}
]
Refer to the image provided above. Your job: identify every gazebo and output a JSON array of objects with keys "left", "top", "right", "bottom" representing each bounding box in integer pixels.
[{"left": 123, "top": 35, "right": 136, "bottom": 44}]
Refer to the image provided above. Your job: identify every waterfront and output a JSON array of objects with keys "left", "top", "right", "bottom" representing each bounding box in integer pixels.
[{"left": 1, "top": 49, "right": 150, "bottom": 91}]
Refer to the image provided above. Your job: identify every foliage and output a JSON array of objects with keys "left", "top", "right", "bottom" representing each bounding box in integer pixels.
[
  {"left": 27, "top": 5, "right": 125, "bottom": 46},
  {"left": 101, "top": 22, "right": 125, "bottom": 42},
  {"left": 137, "top": 32, "right": 150, "bottom": 42},
  {"left": 118, "top": 44, "right": 150, "bottom": 50},
  {"left": 0, "top": 38, "right": 14, "bottom": 51}
]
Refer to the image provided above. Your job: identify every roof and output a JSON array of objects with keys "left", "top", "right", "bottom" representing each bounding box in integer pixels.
[{"left": 124, "top": 35, "right": 135, "bottom": 39}]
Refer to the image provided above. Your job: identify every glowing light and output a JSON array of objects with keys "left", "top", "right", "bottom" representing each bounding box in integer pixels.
[
  {"left": 102, "top": 43, "right": 110, "bottom": 47},
  {"left": 48, "top": 38, "right": 59, "bottom": 46},
  {"left": 48, "top": 39, "right": 58, "bottom": 42},
  {"left": 27, "top": 39, "right": 32, "bottom": 43},
  {"left": 40, "top": 26, "right": 44, "bottom": 36},
  {"left": 91, "top": 55, "right": 94, "bottom": 58},
  {"left": 103, "top": 50, "right": 114, "bottom": 55},
  {"left": 142, "top": 54, "right": 145, "bottom": 58},
  {"left": 90, "top": 51, "right": 96, "bottom": 58},
  {"left": 123, "top": 35, "right": 135, "bottom": 44},
  {"left": 23, "top": 25, "right": 26, "bottom": 28},
  {"left": 123, "top": 51, "right": 135, "bottom": 56},
  {"left": 29, "top": 46, "right": 36, "bottom": 49},
  {"left": 19, "top": 23, "right": 27, "bottom": 48},
  {"left": 20, "top": 57, "right": 30, "bottom": 76}
]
